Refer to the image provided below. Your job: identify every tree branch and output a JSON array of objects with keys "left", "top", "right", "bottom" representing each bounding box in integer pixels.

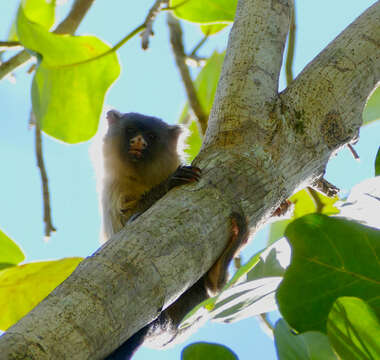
[
  {"left": 204, "top": 0, "right": 292, "bottom": 148},
  {"left": 285, "top": 3, "right": 296, "bottom": 86},
  {"left": 0, "top": 0, "right": 95, "bottom": 80},
  {"left": 0, "top": 1, "right": 379, "bottom": 359},
  {"left": 167, "top": 13, "right": 208, "bottom": 134}
]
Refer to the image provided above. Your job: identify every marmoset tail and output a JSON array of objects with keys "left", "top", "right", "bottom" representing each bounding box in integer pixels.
[{"left": 100, "top": 111, "right": 247, "bottom": 360}]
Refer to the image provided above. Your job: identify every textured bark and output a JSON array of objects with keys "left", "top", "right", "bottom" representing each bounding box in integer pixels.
[{"left": 0, "top": 0, "right": 379, "bottom": 359}]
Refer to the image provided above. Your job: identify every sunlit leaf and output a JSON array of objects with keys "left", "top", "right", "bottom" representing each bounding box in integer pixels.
[
  {"left": 267, "top": 219, "right": 291, "bottom": 245},
  {"left": 182, "top": 342, "right": 238, "bottom": 360},
  {"left": 178, "top": 51, "right": 224, "bottom": 128},
  {"left": 17, "top": 6, "right": 120, "bottom": 143},
  {"left": 247, "top": 238, "right": 291, "bottom": 281},
  {"left": 363, "top": 86, "right": 380, "bottom": 125},
  {"left": 184, "top": 120, "right": 203, "bottom": 162},
  {"left": 275, "top": 319, "right": 337, "bottom": 360},
  {"left": 375, "top": 146, "right": 380, "bottom": 176},
  {"left": 210, "top": 277, "right": 282, "bottom": 323},
  {"left": 327, "top": 297, "right": 380, "bottom": 360},
  {"left": 0, "top": 229, "right": 25, "bottom": 269},
  {"left": 336, "top": 177, "right": 380, "bottom": 229},
  {"left": 0, "top": 257, "right": 82, "bottom": 330},
  {"left": 289, "top": 189, "right": 339, "bottom": 219},
  {"left": 171, "top": 0, "right": 237, "bottom": 24},
  {"left": 9, "top": 0, "right": 56, "bottom": 41},
  {"left": 200, "top": 23, "right": 228, "bottom": 35},
  {"left": 277, "top": 214, "right": 380, "bottom": 333}
]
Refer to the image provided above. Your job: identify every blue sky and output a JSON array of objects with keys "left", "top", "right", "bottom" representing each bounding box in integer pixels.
[{"left": 0, "top": 1, "right": 379, "bottom": 359}]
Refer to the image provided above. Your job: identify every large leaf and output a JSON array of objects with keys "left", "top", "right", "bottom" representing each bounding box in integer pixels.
[
  {"left": 375, "top": 146, "right": 380, "bottom": 176},
  {"left": 275, "top": 319, "right": 337, "bottom": 360},
  {"left": 363, "top": 86, "right": 380, "bottom": 125},
  {"left": 171, "top": 0, "right": 237, "bottom": 24},
  {"left": 0, "top": 257, "right": 82, "bottom": 330},
  {"left": 16, "top": 6, "right": 120, "bottom": 143},
  {"left": 0, "top": 229, "right": 25, "bottom": 269},
  {"left": 210, "top": 277, "right": 282, "bottom": 323},
  {"left": 327, "top": 297, "right": 380, "bottom": 360},
  {"left": 336, "top": 177, "right": 380, "bottom": 229},
  {"left": 182, "top": 342, "right": 238, "bottom": 360},
  {"left": 8, "top": 0, "right": 56, "bottom": 41},
  {"left": 276, "top": 214, "right": 380, "bottom": 333}
]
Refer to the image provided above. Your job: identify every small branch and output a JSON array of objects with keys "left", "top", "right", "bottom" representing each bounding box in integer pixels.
[
  {"left": 189, "top": 33, "right": 210, "bottom": 57},
  {"left": 33, "top": 114, "right": 56, "bottom": 238},
  {"left": 347, "top": 143, "right": 360, "bottom": 161},
  {"left": 141, "top": 0, "right": 169, "bottom": 50},
  {"left": 167, "top": 13, "right": 208, "bottom": 135},
  {"left": 0, "top": 41, "right": 22, "bottom": 51},
  {"left": 306, "top": 187, "right": 324, "bottom": 213},
  {"left": 312, "top": 178, "right": 340, "bottom": 198},
  {"left": 259, "top": 313, "right": 274, "bottom": 336},
  {"left": 285, "top": 3, "right": 296, "bottom": 86},
  {"left": 0, "top": 0, "right": 95, "bottom": 80}
]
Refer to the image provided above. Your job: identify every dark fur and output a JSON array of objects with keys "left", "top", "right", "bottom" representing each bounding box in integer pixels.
[{"left": 101, "top": 111, "right": 248, "bottom": 359}]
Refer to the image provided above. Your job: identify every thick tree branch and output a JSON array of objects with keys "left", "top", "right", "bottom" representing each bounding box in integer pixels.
[
  {"left": 0, "top": 0, "right": 95, "bottom": 80},
  {"left": 204, "top": 0, "right": 291, "bottom": 148},
  {"left": 281, "top": 1, "right": 380, "bottom": 149},
  {"left": 0, "top": 1, "right": 379, "bottom": 359}
]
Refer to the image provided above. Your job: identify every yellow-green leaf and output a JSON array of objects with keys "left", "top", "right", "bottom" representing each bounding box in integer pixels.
[
  {"left": 0, "top": 229, "right": 25, "bottom": 268},
  {"left": 16, "top": 6, "right": 120, "bottom": 143},
  {"left": 171, "top": 0, "right": 237, "bottom": 24},
  {"left": 0, "top": 257, "right": 82, "bottom": 330},
  {"left": 277, "top": 214, "right": 380, "bottom": 333},
  {"left": 327, "top": 297, "right": 380, "bottom": 360}
]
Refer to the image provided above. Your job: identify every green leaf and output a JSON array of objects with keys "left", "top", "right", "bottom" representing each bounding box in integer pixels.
[
  {"left": 375, "top": 146, "right": 380, "bottom": 176},
  {"left": 275, "top": 319, "right": 337, "bottom": 360},
  {"left": 247, "top": 238, "right": 290, "bottom": 281},
  {"left": 171, "top": 0, "right": 237, "bottom": 24},
  {"left": 276, "top": 214, "right": 380, "bottom": 333},
  {"left": 210, "top": 277, "right": 282, "bottom": 323},
  {"left": 289, "top": 189, "right": 339, "bottom": 219},
  {"left": 184, "top": 120, "right": 203, "bottom": 162},
  {"left": 0, "top": 257, "right": 82, "bottom": 330},
  {"left": 179, "top": 51, "right": 224, "bottom": 126},
  {"left": 200, "top": 23, "right": 228, "bottom": 35},
  {"left": 267, "top": 219, "right": 292, "bottom": 245},
  {"left": 182, "top": 342, "right": 238, "bottom": 360},
  {"left": 17, "top": 6, "right": 120, "bottom": 143},
  {"left": 0, "top": 229, "right": 25, "bottom": 268},
  {"left": 363, "top": 86, "right": 380, "bottom": 125},
  {"left": 9, "top": 0, "right": 56, "bottom": 41},
  {"left": 327, "top": 297, "right": 380, "bottom": 360}
]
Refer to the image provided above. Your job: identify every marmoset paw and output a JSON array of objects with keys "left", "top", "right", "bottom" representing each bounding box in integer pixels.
[{"left": 169, "top": 166, "right": 201, "bottom": 189}]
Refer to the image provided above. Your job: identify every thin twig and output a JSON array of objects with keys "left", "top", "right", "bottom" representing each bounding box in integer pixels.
[
  {"left": 347, "top": 143, "right": 360, "bottom": 160},
  {"left": 0, "top": 41, "right": 22, "bottom": 50},
  {"left": 312, "top": 178, "right": 340, "bottom": 198},
  {"left": 0, "top": 0, "right": 95, "bottom": 80},
  {"left": 141, "top": 0, "right": 169, "bottom": 50},
  {"left": 259, "top": 313, "right": 274, "bottom": 335},
  {"left": 285, "top": 3, "right": 296, "bottom": 86},
  {"left": 189, "top": 33, "right": 210, "bottom": 57},
  {"left": 167, "top": 13, "right": 208, "bottom": 135},
  {"left": 33, "top": 113, "right": 56, "bottom": 238}
]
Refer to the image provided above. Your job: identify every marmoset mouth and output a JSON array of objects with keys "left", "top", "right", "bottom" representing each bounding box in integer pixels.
[{"left": 128, "top": 149, "right": 143, "bottom": 158}]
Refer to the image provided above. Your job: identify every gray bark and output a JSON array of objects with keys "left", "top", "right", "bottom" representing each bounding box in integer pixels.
[{"left": 0, "top": 0, "right": 379, "bottom": 359}]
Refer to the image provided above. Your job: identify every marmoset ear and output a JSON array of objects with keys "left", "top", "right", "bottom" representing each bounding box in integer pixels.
[
  {"left": 168, "top": 124, "right": 183, "bottom": 138},
  {"left": 106, "top": 110, "right": 123, "bottom": 126}
]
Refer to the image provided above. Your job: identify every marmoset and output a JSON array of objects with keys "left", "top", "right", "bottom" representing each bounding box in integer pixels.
[{"left": 101, "top": 111, "right": 248, "bottom": 360}]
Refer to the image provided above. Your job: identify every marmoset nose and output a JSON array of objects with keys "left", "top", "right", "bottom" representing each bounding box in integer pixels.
[{"left": 130, "top": 135, "right": 147, "bottom": 149}]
